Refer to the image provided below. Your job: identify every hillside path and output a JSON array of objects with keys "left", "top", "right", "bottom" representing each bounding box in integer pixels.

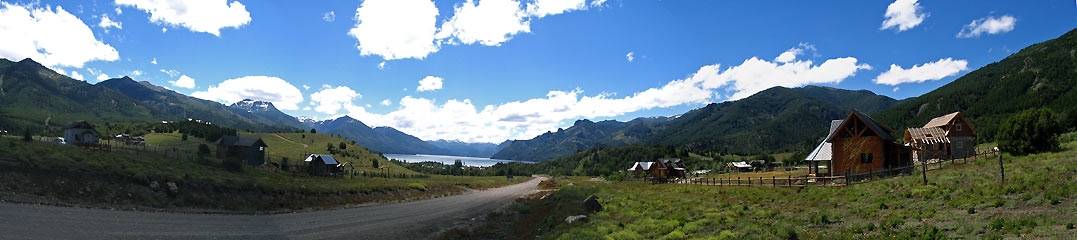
[
  {"left": 272, "top": 133, "right": 308, "bottom": 148},
  {"left": 0, "top": 176, "right": 545, "bottom": 240}
]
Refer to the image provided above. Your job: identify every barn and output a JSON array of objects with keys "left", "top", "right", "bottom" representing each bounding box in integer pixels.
[
  {"left": 62, "top": 120, "right": 101, "bottom": 146},
  {"left": 826, "top": 109, "right": 912, "bottom": 176},
  {"left": 215, "top": 136, "right": 267, "bottom": 166},
  {"left": 305, "top": 154, "right": 343, "bottom": 176}
]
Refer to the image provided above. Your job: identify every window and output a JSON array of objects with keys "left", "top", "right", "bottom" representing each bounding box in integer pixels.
[
  {"left": 860, "top": 153, "right": 873, "bottom": 164},
  {"left": 956, "top": 124, "right": 962, "bottom": 132}
]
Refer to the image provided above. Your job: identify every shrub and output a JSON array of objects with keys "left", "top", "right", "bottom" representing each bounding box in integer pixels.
[
  {"left": 407, "top": 182, "right": 426, "bottom": 191},
  {"left": 996, "top": 107, "right": 1062, "bottom": 156},
  {"left": 223, "top": 158, "right": 243, "bottom": 172}
]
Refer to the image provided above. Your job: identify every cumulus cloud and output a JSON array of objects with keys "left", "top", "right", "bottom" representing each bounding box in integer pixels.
[
  {"left": 69, "top": 70, "right": 84, "bottom": 81},
  {"left": 417, "top": 75, "right": 443, "bottom": 92},
  {"left": 130, "top": 70, "right": 144, "bottom": 76},
  {"left": 169, "top": 74, "right": 195, "bottom": 89},
  {"left": 339, "top": 44, "right": 870, "bottom": 142},
  {"left": 160, "top": 68, "right": 180, "bottom": 77},
  {"left": 96, "top": 73, "right": 111, "bottom": 81},
  {"left": 322, "top": 10, "right": 335, "bottom": 22},
  {"left": 116, "top": 0, "right": 251, "bottom": 36},
  {"left": 880, "top": 0, "right": 926, "bottom": 32},
  {"left": 0, "top": 3, "right": 119, "bottom": 68},
  {"left": 348, "top": 0, "right": 440, "bottom": 60},
  {"left": 309, "top": 85, "right": 361, "bottom": 115},
  {"left": 874, "top": 58, "right": 968, "bottom": 85},
  {"left": 349, "top": 0, "right": 604, "bottom": 61},
  {"left": 380, "top": 99, "right": 392, "bottom": 106},
  {"left": 191, "top": 76, "right": 303, "bottom": 110},
  {"left": 151, "top": 57, "right": 157, "bottom": 64},
  {"left": 957, "top": 15, "right": 1016, "bottom": 38},
  {"left": 626, "top": 52, "right": 634, "bottom": 62},
  {"left": 98, "top": 14, "right": 122, "bottom": 29}
]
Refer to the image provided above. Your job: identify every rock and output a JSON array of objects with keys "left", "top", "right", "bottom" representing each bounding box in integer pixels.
[
  {"left": 149, "top": 181, "right": 160, "bottom": 191},
  {"left": 166, "top": 182, "right": 178, "bottom": 193},
  {"left": 583, "top": 194, "right": 603, "bottom": 212},
  {"left": 565, "top": 215, "right": 588, "bottom": 224}
]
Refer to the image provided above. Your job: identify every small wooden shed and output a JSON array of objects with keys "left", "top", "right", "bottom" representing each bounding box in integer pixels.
[
  {"left": 305, "top": 154, "right": 343, "bottom": 176},
  {"left": 63, "top": 120, "right": 101, "bottom": 146}
]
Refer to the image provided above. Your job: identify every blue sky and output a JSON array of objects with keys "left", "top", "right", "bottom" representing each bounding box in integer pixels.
[{"left": 1, "top": 0, "right": 1074, "bottom": 143}]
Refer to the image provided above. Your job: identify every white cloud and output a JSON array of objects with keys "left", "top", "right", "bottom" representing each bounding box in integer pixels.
[
  {"left": 129, "top": 70, "right": 144, "bottom": 76},
  {"left": 69, "top": 70, "right": 84, "bottom": 81},
  {"left": 322, "top": 10, "right": 335, "bottom": 22},
  {"left": 417, "top": 75, "right": 443, "bottom": 92},
  {"left": 339, "top": 44, "right": 870, "bottom": 142},
  {"left": 309, "top": 85, "right": 362, "bottom": 115},
  {"left": 957, "top": 15, "right": 1016, "bottom": 38},
  {"left": 302, "top": 84, "right": 311, "bottom": 90},
  {"left": 350, "top": 0, "right": 603, "bottom": 61},
  {"left": 873, "top": 58, "right": 968, "bottom": 85},
  {"left": 160, "top": 68, "right": 180, "bottom": 77},
  {"left": 435, "top": 0, "right": 530, "bottom": 46},
  {"left": 96, "top": 73, "right": 110, "bottom": 81},
  {"left": 626, "top": 52, "right": 634, "bottom": 62},
  {"left": 191, "top": 76, "right": 303, "bottom": 110},
  {"left": 0, "top": 3, "right": 119, "bottom": 68},
  {"left": 151, "top": 57, "right": 157, "bottom": 64},
  {"left": 161, "top": 27, "right": 167, "bottom": 33},
  {"left": 380, "top": 99, "right": 392, "bottom": 106},
  {"left": 116, "top": 0, "right": 251, "bottom": 36},
  {"left": 115, "top": 7, "right": 122, "bottom": 15},
  {"left": 880, "top": 0, "right": 926, "bottom": 32},
  {"left": 98, "top": 14, "right": 122, "bottom": 29},
  {"left": 169, "top": 74, "right": 195, "bottom": 89},
  {"left": 378, "top": 61, "right": 386, "bottom": 69},
  {"left": 348, "top": 0, "right": 440, "bottom": 60},
  {"left": 526, "top": 0, "right": 587, "bottom": 18}
]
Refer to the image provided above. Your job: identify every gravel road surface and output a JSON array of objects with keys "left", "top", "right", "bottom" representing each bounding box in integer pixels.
[{"left": 0, "top": 177, "right": 544, "bottom": 240}]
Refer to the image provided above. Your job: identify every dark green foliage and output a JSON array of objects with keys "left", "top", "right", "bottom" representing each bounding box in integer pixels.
[
  {"left": 874, "top": 29, "right": 1077, "bottom": 141},
  {"left": 310, "top": 128, "right": 316, "bottom": 134},
  {"left": 22, "top": 128, "right": 32, "bottom": 141},
  {"left": 222, "top": 158, "right": 243, "bottom": 172},
  {"left": 339, "top": 142, "right": 347, "bottom": 150},
  {"left": 280, "top": 157, "right": 290, "bottom": 171},
  {"left": 197, "top": 143, "right": 211, "bottom": 157},
  {"left": 371, "top": 158, "right": 379, "bottom": 169},
  {"left": 181, "top": 133, "right": 188, "bottom": 141},
  {"left": 996, "top": 108, "right": 1062, "bottom": 155}
]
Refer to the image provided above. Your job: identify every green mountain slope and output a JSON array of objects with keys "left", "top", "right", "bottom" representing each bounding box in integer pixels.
[
  {"left": 646, "top": 85, "right": 898, "bottom": 155},
  {"left": 492, "top": 85, "right": 898, "bottom": 161},
  {"left": 97, "top": 77, "right": 301, "bottom": 132},
  {"left": 303, "top": 116, "right": 452, "bottom": 155},
  {"left": 0, "top": 58, "right": 166, "bottom": 133},
  {"left": 873, "top": 28, "right": 1077, "bottom": 140}
]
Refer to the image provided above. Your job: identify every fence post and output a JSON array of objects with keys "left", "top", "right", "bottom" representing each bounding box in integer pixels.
[
  {"left": 998, "top": 152, "right": 1005, "bottom": 183},
  {"left": 737, "top": 177, "right": 740, "bottom": 186},
  {"left": 920, "top": 156, "right": 929, "bottom": 185},
  {"left": 772, "top": 176, "right": 776, "bottom": 187}
]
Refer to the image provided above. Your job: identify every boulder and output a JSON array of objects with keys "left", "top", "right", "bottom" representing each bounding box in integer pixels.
[
  {"left": 583, "top": 194, "right": 603, "bottom": 212},
  {"left": 565, "top": 215, "right": 588, "bottom": 224},
  {"left": 149, "top": 181, "right": 161, "bottom": 191},
  {"left": 166, "top": 182, "right": 179, "bottom": 195}
]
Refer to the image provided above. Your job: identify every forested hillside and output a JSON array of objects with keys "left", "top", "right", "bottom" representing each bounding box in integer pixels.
[{"left": 873, "top": 28, "right": 1077, "bottom": 140}]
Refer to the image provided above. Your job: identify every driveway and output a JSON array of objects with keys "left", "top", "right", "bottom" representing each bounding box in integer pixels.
[{"left": 0, "top": 177, "right": 545, "bottom": 240}]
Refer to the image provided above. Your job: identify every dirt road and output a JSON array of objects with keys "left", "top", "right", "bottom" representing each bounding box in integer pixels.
[{"left": 0, "top": 177, "right": 545, "bottom": 240}]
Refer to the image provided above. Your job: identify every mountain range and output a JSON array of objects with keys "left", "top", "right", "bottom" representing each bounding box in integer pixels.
[{"left": 3, "top": 28, "right": 1076, "bottom": 162}]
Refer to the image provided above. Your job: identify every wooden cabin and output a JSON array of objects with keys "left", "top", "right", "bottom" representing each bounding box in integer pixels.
[
  {"left": 904, "top": 112, "right": 977, "bottom": 161},
  {"left": 305, "top": 154, "right": 342, "bottom": 176},
  {"left": 826, "top": 109, "right": 912, "bottom": 176},
  {"left": 62, "top": 120, "right": 101, "bottom": 146},
  {"left": 626, "top": 158, "right": 685, "bottom": 178},
  {"left": 215, "top": 136, "right": 267, "bottom": 166}
]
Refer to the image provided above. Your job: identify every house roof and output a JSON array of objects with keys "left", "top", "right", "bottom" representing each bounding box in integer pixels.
[
  {"left": 730, "top": 161, "right": 751, "bottom": 168},
  {"left": 628, "top": 161, "right": 654, "bottom": 171},
  {"left": 63, "top": 120, "right": 94, "bottom": 129},
  {"left": 906, "top": 127, "right": 950, "bottom": 144},
  {"left": 214, "top": 136, "right": 267, "bottom": 147},
  {"left": 806, "top": 120, "right": 842, "bottom": 162},
  {"left": 658, "top": 158, "right": 686, "bottom": 170},
  {"left": 827, "top": 109, "right": 896, "bottom": 142},
  {"left": 923, "top": 112, "right": 961, "bottom": 129},
  {"left": 305, "top": 154, "right": 339, "bottom": 165}
]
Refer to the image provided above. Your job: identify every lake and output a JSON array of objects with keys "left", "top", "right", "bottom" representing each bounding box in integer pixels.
[{"left": 383, "top": 154, "right": 529, "bottom": 167}]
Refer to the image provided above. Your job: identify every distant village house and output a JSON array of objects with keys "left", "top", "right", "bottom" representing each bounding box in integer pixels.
[
  {"left": 214, "top": 136, "right": 267, "bottom": 166},
  {"left": 63, "top": 120, "right": 101, "bottom": 146},
  {"left": 305, "top": 154, "right": 344, "bottom": 176},
  {"left": 627, "top": 158, "right": 686, "bottom": 178}
]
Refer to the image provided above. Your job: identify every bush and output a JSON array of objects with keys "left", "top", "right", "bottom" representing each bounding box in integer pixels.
[
  {"left": 223, "top": 158, "right": 243, "bottom": 172},
  {"left": 996, "top": 108, "right": 1062, "bottom": 156}
]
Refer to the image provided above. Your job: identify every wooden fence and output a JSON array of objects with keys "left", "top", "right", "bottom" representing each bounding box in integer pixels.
[{"left": 660, "top": 149, "right": 999, "bottom": 187}]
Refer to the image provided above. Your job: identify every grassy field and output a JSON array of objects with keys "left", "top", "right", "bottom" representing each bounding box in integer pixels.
[
  {"left": 454, "top": 134, "right": 1077, "bottom": 239},
  {"left": 0, "top": 132, "right": 525, "bottom": 212}
]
